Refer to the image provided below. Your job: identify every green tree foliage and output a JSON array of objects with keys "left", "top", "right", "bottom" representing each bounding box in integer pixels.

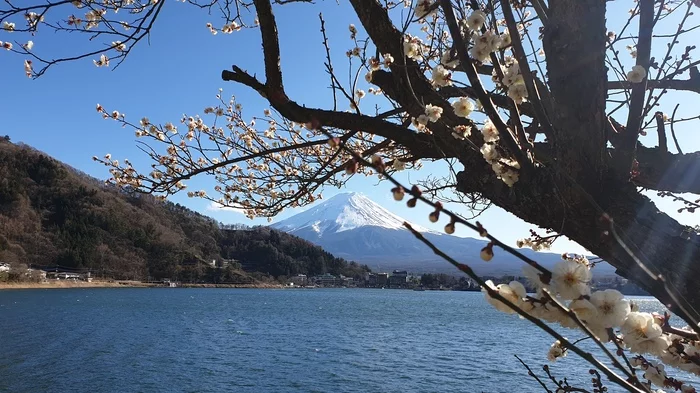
[{"left": 0, "top": 142, "right": 369, "bottom": 282}]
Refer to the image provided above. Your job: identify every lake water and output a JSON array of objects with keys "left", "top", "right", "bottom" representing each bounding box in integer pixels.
[{"left": 1, "top": 288, "right": 697, "bottom": 392}]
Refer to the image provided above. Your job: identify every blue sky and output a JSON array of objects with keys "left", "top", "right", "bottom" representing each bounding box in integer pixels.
[{"left": 1, "top": 0, "right": 699, "bottom": 255}]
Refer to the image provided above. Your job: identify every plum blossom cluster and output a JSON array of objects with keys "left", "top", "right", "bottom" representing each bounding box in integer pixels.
[
  {"left": 403, "top": 34, "right": 426, "bottom": 61},
  {"left": 1, "top": 0, "right": 197, "bottom": 77},
  {"left": 414, "top": 0, "right": 437, "bottom": 20},
  {"left": 90, "top": 91, "right": 404, "bottom": 220},
  {"left": 206, "top": 21, "right": 241, "bottom": 35},
  {"left": 516, "top": 236, "right": 553, "bottom": 252},
  {"left": 630, "top": 356, "right": 698, "bottom": 392},
  {"left": 411, "top": 104, "right": 444, "bottom": 133},
  {"left": 481, "top": 252, "right": 700, "bottom": 391},
  {"left": 478, "top": 120, "right": 520, "bottom": 187},
  {"left": 459, "top": 10, "right": 512, "bottom": 63},
  {"left": 494, "top": 58, "right": 528, "bottom": 104}
]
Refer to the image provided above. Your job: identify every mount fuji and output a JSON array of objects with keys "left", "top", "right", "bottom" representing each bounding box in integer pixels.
[{"left": 271, "top": 192, "right": 618, "bottom": 277}]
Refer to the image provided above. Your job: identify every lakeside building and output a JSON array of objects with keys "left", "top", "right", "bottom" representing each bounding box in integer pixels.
[
  {"left": 366, "top": 272, "right": 389, "bottom": 287},
  {"left": 388, "top": 270, "right": 409, "bottom": 288},
  {"left": 340, "top": 276, "right": 355, "bottom": 287},
  {"left": 289, "top": 274, "right": 308, "bottom": 286},
  {"left": 45, "top": 271, "right": 91, "bottom": 282},
  {"left": 314, "top": 273, "right": 343, "bottom": 287},
  {"left": 210, "top": 259, "right": 237, "bottom": 268}
]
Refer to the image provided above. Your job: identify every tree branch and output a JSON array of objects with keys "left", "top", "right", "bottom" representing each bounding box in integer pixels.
[
  {"left": 634, "top": 146, "right": 700, "bottom": 194},
  {"left": 655, "top": 111, "right": 668, "bottom": 153},
  {"left": 619, "top": 0, "right": 654, "bottom": 165},
  {"left": 439, "top": 0, "right": 531, "bottom": 169},
  {"left": 253, "top": 0, "right": 284, "bottom": 92},
  {"left": 499, "top": 0, "right": 555, "bottom": 138},
  {"left": 222, "top": 67, "right": 444, "bottom": 159},
  {"left": 438, "top": 85, "right": 537, "bottom": 119},
  {"left": 608, "top": 73, "right": 700, "bottom": 94}
]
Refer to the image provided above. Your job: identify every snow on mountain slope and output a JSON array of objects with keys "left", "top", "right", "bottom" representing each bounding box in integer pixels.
[
  {"left": 272, "top": 192, "right": 435, "bottom": 235},
  {"left": 270, "top": 192, "right": 618, "bottom": 277}
]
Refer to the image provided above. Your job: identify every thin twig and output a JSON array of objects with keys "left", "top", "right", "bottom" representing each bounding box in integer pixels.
[
  {"left": 514, "top": 355, "right": 553, "bottom": 393},
  {"left": 670, "top": 103, "right": 683, "bottom": 154}
]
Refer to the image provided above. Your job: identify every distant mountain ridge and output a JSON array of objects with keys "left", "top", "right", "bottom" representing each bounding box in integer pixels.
[
  {"left": 273, "top": 192, "right": 435, "bottom": 236},
  {"left": 272, "top": 192, "right": 619, "bottom": 277},
  {"left": 0, "top": 140, "right": 368, "bottom": 282}
]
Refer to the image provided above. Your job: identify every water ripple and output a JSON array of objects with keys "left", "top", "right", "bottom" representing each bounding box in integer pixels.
[{"left": 0, "top": 289, "right": 697, "bottom": 393}]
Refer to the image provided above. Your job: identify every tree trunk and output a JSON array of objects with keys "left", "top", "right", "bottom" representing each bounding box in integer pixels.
[{"left": 456, "top": 168, "right": 700, "bottom": 323}]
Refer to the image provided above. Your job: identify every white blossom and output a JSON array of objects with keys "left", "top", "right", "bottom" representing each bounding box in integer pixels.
[
  {"left": 112, "top": 41, "right": 126, "bottom": 51},
  {"left": 424, "top": 104, "right": 443, "bottom": 122},
  {"left": 452, "top": 97, "right": 474, "bottom": 118},
  {"left": 621, "top": 312, "right": 669, "bottom": 355},
  {"left": 498, "top": 31, "right": 511, "bottom": 48},
  {"left": 469, "top": 41, "right": 491, "bottom": 63},
  {"left": 643, "top": 361, "right": 667, "bottom": 387},
  {"left": 382, "top": 53, "right": 394, "bottom": 68},
  {"left": 466, "top": 10, "right": 486, "bottom": 31},
  {"left": 431, "top": 65, "right": 452, "bottom": 87},
  {"left": 94, "top": 54, "right": 110, "bottom": 67},
  {"left": 482, "top": 280, "right": 521, "bottom": 314},
  {"left": 547, "top": 340, "right": 567, "bottom": 362},
  {"left": 451, "top": 125, "right": 472, "bottom": 140},
  {"left": 627, "top": 65, "right": 647, "bottom": 83},
  {"left": 569, "top": 298, "right": 597, "bottom": 321},
  {"left": 480, "top": 143, "right": 499, "bottom": 162},
  {"left": 481, "top": 119, "right": 499, "bottom": 142},
  {"left": 589, "top": 289, "right": 629, "bottom": 328},
  {"left": 403, "top": 40, "right": 421, "bottom": 60},
  {"left": 440, "top": 51, "right": 459, "bottom": 68},
  {"left": 509, "top": 281, "right": 527, "bottom": 298},
  {"left": 508, "top": 83, "right": 528, "bottom": 104},
  {"left": 522, "top": 265, "right": 549, "bottom": 290},
  {"left": 551, "top": 260, "right": 591, "bottom": 300},
  {"left": 414, "top": 0, "right": 436, "bottom": 19}
]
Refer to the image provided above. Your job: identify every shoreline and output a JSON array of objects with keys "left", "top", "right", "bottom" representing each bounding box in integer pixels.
[{"left": 0, "top": 281, "right": 283, "bottom": 290}]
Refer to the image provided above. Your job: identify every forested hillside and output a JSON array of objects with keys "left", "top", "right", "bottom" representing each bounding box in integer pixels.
[{"left": 0, "top": 138, "right": 369, "bottom": 282}]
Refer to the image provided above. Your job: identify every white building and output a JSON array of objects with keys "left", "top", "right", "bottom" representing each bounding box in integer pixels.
[{"left": 289, "top": 274, "right": 308, "bottom": 286}]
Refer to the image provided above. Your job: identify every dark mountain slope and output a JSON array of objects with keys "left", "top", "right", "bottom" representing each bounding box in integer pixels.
[{"left": 0, "top": 139, "right": 367, "bottom": 282}]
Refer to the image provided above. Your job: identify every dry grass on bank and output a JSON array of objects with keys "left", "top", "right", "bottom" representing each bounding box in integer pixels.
[
  {"left": 0, "top": 280, "right": 282, "bottom": 290},
  {"left": 0, "top": 280, "right": 154, "bottom": 290}
]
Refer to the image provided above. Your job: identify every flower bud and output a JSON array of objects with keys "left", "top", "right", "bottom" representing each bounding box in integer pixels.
[
  {"left": 476, "top": 221, "right": 488, "bottom": 237},
  {"left": 429, "top": 211, "right": 439, "bottom": 223},
  {"left": 428, "top": 202, "right": 443, "bottom": 223},
  {"left": 345, "top": 159, "right": 359, "bottom": 174},
  {"left": 406, "top": 198, "right": 417, "bottom": 208},
  {"left": 371, "top": 155, "right": 386, "bottom": 172},
  {"left": 392, "top": 187, "right": 405, "bottom": 201},
  {"left": 328, "top": 137, "right": 340, "bottom": 148},
  {"left": 480, "top": 245, "right": 494, "bottom": 262},
  {"left": 410, "top": 185, "right": 422, "bottom": 197},
  {"left": 444, "top": 222, "right": 455, "bottom": 234}
]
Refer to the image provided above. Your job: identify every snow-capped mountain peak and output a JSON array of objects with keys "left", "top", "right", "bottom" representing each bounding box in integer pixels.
[
  {"left": 272, "top": 192, "right": 432, "bottom": 235},
  {"left": 270, "top": 192, "right": 618, "bottom": 277}
]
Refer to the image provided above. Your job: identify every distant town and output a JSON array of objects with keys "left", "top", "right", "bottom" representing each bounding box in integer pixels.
[
  {"left": 283, "top": 270, "right": 649, "bottom": 295},
  {"left": 0, "top": 260, "right": 649, "bottom": 295}
]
